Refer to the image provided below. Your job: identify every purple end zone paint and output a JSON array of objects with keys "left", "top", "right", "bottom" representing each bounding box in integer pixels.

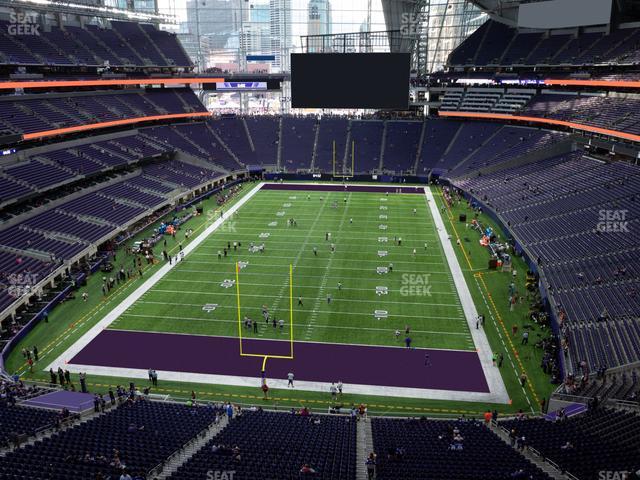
[
  {"left": 261, "top": 183, "right": 424, "bottom": 194},
  {"left": 71, "top": 331, "right": 489, "bottom": 393}
]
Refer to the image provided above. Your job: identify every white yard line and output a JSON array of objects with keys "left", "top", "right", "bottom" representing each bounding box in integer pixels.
[
  {"left": 306, "top": 192, "right": 351, "bottom": 339},
  {"left": 424, "top": 187, "right": 509, "bottom": 403},
  {"left": 158, "top": 278, "right": 460, "bottom": 295},
  {"left": 174, "top": 268, "right": 457, "bottom": 286},
  {"left": 190, "top": 253, "right": 448, "bottom": 265},
  {"left": 111, "top": 315, "right": 470, "bottom": 337},
  {"left": 143, "top": 289, "right": 464, "bottom": 309},
  {"left": 257, "top": 193, "right": 331, "bottom": 338},
  {"left": 46, "top": 182, "right": 266, "bottom": 371}
]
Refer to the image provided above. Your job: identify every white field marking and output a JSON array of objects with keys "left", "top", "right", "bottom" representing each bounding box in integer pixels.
[
  {"left": 196, "top": 244, "right": 445, "bottom": 259},
  {"left": 258, "top": 190, "right": 331, "bottom": 338},
  {"left": 201, "top": 231, "right": 437, "bottom": 240},
  {"left": 123, "top": 308, "right": 470, "bottom": 337},
  {"left": 173, "top": 268, "right": 458, "bottom": 287},
  {"left": 122, "top": 306, "right": 463, "bottom": 322},
  {"left": 424, "top": 187, "right": 509, "bottom": 404},
  {"left": 63, "top": 363, "right": 503, "bottom": 402},
  {"left": 306, "top": 192, "right": 351, "bottom": 339},
  {"left": 130, "top": 303, "right": 466, "bottom": 323},
  {"left": 144, "top": 289, "right": 464, "bottom": 309},
  {"left": 191, "top": 253, "right": 448, "bottom": 265},
  {"left": 157, "top": 278, "right": 460, "bottom": 296},
  {"left": 46, "top": 181, "right": 266, "bottom": 371},
  {"left": 215, "top": 217, "right": 436, "bottom": 226},
  {"left": 472, "top": 274, "right": 535, "bottom": 413},
  {"left": 180, "top": 262, "right": 448, "bottom": 275}
]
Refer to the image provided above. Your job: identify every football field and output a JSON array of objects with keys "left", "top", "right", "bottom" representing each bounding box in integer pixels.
[{"left": 50, "top": 182, "right": 507, "bottom": 402}]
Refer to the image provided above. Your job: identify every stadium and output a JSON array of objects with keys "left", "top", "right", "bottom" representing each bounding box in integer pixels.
[{"left": 0, "top": 0, "right": 638, "bottom": 478}]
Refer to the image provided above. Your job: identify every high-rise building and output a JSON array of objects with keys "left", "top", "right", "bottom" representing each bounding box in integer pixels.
[
  {"left": 307, "top": 0, "right": 331, "bottom": 52},
  {"left": 180, "top": 0, "right": 237, "bottom": 68},
  {"left": 241, "top": 7, "right": 271, "bottom": 57},
  {"left": 269, "top": 0, "right": 291, "bottom": 71}
]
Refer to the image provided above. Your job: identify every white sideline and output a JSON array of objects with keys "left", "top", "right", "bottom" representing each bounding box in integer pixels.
[
  {"left": 48, "top": 182, "right": 509, "bottom": 404},
  {"left": 47, "top": 181, "right": 266, "bottom": 371},
  {"left": 424, "top": 187, "right": 509, "bottom": 404}
]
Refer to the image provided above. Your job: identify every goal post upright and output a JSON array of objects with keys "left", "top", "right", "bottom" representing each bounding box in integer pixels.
[
  {"left": 235, "top": 261, "right": 243, "bottom": 355},
  {"left": 235, "top": 262, "right": 294, "bottom": 361},
  {"left": 289, "top": 263, "right": 294, "bottom": 357}
]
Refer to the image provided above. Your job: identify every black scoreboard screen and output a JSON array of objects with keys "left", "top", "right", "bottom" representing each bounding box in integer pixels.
[{"left": 291, "top": 53, "right": 410, "bottom": 109}]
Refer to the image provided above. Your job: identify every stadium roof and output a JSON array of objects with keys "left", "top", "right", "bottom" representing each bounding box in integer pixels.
[{"left": 468, "top": 0, "right": 640, "bottom": 24}]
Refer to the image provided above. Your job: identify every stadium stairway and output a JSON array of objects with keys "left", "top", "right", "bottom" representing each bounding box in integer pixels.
[
  {"left": 378, "top": 121, "right": 388, "bottom": 171},
  {"left": 488, "top": 422, "right": 569, "bottom": 480},
  {"left": 205, "top": 122, "right": 245, "bottom": 170},
  {"left": 276, "top": 117, "right": 284, "bottom": 170},
  {"left": 413, "top": 121, "right": 428, "bottom": 174},
  {"left": 153, "top": 415, "right": 229, "bottom": 479},
  {"left": 241, "top": 117, "right": 256, "bottom": 153},
  {"left": 355, "top": 419, "right": 374, "bottom": 480},
  {"left": 310, "top": 118, "right": 321, "bottom": 171}
]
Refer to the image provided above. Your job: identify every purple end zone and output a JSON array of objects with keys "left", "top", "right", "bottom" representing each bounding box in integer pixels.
[
  {"left": 21, "top": 391, "right": 95, "bottom": 413},
  {"left": 261, "top": 183, "right": 424, "bottom": 194},
  {"left": 70, "top": 331, "right": 489, "bottom": 393}
]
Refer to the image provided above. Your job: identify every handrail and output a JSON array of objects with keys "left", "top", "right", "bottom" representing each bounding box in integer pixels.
[
  {"left": 0, "top": 77, "right": 224, "bottom": 90},
  {"left": 544, "top": 79, "right": 640, "bottom": 89},
  {"left": 438, "top": 110, "right": 640, "bottom": 143},
  {"left": 22, "top": 111, "right": 212, "bottom": 141}
]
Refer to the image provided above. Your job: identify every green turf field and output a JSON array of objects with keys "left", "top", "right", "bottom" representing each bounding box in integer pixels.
[
  {"left": 112, "top": 189, "right": 475, "bottom": 352},
  {"left": 6, "top": 182, "right": 556, "bottom": 417}
]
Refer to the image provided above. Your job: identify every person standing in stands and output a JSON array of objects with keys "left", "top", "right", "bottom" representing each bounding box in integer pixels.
[{"left": 365, "top": 453, "right": 376, "bottom": 480}]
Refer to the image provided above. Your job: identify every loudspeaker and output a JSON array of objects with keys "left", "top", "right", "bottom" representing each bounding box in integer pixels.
[{"left": 459, "top": 214, "right": 467, "bottom": 222}]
